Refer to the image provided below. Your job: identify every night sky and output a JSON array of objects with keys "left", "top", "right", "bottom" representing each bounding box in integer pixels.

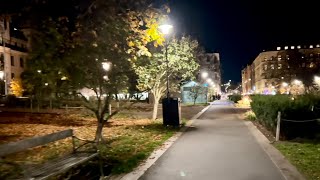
[{"left": 168, "top": 0, "right": 320, "bottom": 83}]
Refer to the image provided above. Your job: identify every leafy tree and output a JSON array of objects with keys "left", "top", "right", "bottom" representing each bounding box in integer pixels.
[
  {"left": 10, "top": 78, "right": 23, "bottom": 97},
  {"left": 189, "top": 84, "right": 206, "bottom": 105},
  {"left": 135, "top": 36, "right": 200, "bottom": 120}
]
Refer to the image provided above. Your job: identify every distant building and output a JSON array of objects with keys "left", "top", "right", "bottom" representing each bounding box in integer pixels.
[
  {"left": 197, "top": 53, "right": 221, "bottom": 94},
  {"left": 181, "top": 81, "right": 207, "bottom": 104},
  {"left": 0, "top": 16, "right": 28, "bottom": 95},
  {"left": 242, "top": 45, "right": 320, "bottom": 94}
]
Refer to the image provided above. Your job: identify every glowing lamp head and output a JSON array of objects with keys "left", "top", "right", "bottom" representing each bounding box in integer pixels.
[
  {"left": 201, "top": 72, "right": 208, "bottom": 79},
  {"left": 102, "top": 62, "right": 111, "bottom": 71},
  {"left": 159, "top": 24, "right": 173, "bottom": 35}
]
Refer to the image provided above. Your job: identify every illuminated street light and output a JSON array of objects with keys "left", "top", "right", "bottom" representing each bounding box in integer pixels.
[
  {"left": 102, "top": 62, "right": 111, "bottom": 71},
  {"left": 207, "top": 78, "right": 213, "bottom": 83},
  {"left": 293, "top": 79, "right": 302, "bottom": 85},
  {"left": 314, "top": 75, "right": 320, "bottom": 81},
  {"left": 282, "top": 82, "right": 288, "bottom": 87},
  {"left": 103, "top": 75, "right": 109, "bottom": 80},
  {"left": 44, "top": 83, "right": 48, "bottom": 86},
  {"left": 37, "top": 70, "right": 41, "bottom": 73},
  {"left": 201, "top": 72, "right": 208, "bottom": 79},
  {"left": 159, "top": 24, "right": 173, "bottom": 35}
]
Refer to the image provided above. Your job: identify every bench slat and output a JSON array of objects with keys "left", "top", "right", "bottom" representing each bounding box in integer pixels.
[
  {"left": 31, "top": 153, "right": 98, "bottom": 180},
  {"left": 0, "top": 129, "right": 73, "bottom": 157}
]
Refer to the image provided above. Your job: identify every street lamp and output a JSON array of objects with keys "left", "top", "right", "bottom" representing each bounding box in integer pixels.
[
  {"left": 159, "top": 23, "right": 173, "bottom": 98},
  {"left": 201, "top": 72, "right": 208, "bottom": 79}
]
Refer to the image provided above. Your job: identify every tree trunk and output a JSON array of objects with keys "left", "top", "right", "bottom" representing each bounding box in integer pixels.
[
  {"left": 152, "top": 100, "right": 159, "bottom": 120},
  {"left": 95, "top": 121, "right": 104, "bottom": 143}
]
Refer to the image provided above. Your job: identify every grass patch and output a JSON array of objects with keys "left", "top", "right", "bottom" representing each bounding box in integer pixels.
[
  {"left": 274, "top": 140, "right": 320, "bottom": 180},
  {"left": 100, "top": 121, "right": 178, "bottom": 174},
  {"left": 244, "top": 110, "right": 256, "bottom": 121}
]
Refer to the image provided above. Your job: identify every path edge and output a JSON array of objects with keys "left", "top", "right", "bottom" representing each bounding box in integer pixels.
[
  {"left": 244, "top": 121, "right": 306, "bottom": 180},
  {"left": 107, "top": 104, "right": 211, "bottom": 180}
]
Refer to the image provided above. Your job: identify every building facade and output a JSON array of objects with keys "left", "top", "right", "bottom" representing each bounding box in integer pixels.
[
  {"left": 242, "top": 45, "right": 320, "bottom": 94},
  {"left": 0, "top": 16, "right": 28, "bottom": 95},
  {"left": 198, "top": 53, "right": 221, "bottom": 94}
]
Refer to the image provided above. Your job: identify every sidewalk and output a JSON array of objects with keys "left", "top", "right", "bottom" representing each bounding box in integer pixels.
[{"left": 139, "top": 101, "right": 285, "bottom": 180}]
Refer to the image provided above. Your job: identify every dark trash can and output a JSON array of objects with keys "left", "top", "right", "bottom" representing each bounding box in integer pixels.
[{"left": 162, "top": 97, "right": 180, "bottom": 126}]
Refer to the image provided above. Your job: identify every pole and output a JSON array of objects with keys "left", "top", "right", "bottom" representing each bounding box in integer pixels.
[
  {"left": 276, "top": 111, "right": 281, "bottom": 141},
  {"left": 109, "top": 104, "right": 112, "bottom": 116},
  {"left": 165, "top": 43, "right": 169, "bottom": 98}
]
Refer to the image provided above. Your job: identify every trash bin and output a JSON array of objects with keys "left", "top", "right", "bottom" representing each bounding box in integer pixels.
[{"left": 162, "top": 97, "right": 180, "bottom": 126}]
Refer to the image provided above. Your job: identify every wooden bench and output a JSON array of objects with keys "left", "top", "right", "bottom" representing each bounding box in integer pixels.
[{"left": 0, "top": 129, "right": 102, "bottom": 179}]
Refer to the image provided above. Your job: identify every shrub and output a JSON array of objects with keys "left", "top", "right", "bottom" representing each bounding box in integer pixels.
[
  {"left": 228, "top": 94, "right": 241, "bottom": 103},
  {"left": 244, "top": 110, "right": 256, "bottom": 120},
  {"left": 250, "top": 94, "right": 320, "bottom": 139}
]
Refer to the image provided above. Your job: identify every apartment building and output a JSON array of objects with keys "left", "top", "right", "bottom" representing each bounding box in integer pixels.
[
  {"left": 198, "top": 53, "right": 222, "bottom": 94},
  {"left": 242, "top": 45, "right": 320, "bottom": 94},
  {"left": 0, "top": 16, "right": 28, "bottom": 95}
]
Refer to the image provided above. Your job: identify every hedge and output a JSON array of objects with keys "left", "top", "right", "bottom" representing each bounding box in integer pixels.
[
  {"left": 250, "top": 94, "right": 320, "bottom": 140},
  {"left": 228, "top": 94, "right": 242, "bottom": 103}
]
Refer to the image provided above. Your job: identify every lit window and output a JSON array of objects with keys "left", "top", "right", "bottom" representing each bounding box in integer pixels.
[
  {"left": 271, "top": 64, "right": 274, "bottom": 69},
  {"left": 284, "top": 46, "right": 288, "bottom": 50},
  {"left": 277, "top": 55, "right": 282, "bottom": 61},
  {"left": 302, "top": 63, "right": 306, "bottom": 67},
  {"left": 317, "top": 44, "right": 320, "bottom": 48},
  {"left": 310, "top": 45, "right": 313, "bottom": 48},
  {"left": 297, "top": 45, "right": 301, "bottom": 49},
  {"left": 277, "top": 47, "right": 281, "bottom": 50},
  {"left": 264, "top": 64, "right": 268, "bottom": 70},
  {"left": 278, "top": 64, "right": 282, "bottom": 69},
  {"left": 310, "top": 62, "right": 315, "bottom": 68},
  {"left": 291, "top": 46, "right": 295, "bottom": 49}
]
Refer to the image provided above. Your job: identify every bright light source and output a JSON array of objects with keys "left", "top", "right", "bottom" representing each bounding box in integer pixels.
[
  {"left": 281, "top": 77, "right": 284, "bottom": 79},
  {"left": 207, "top": 78, "right": 212, "bottom": 83},
  {"left": 293, "top": 79, "right": 302, "bottom": 85},
  {"left": 314, "top": 75, "right": 320, "bottom": 81},
  {"left": 102, "top": 62, "right": 111, "bottom": 71},
  {"left": 0, "top": 71, "right": 4, "bottom": 79},
  {"left": 201, "top": 72, "right": 208, "bottom": 79},
  {"left": 282, "top": 82, "right": 288, "bottom": 87},
  {"left": 61, "top": 76, "right": 67, "bottom": 80},
  {"left": 14, "top": 28, "right": 18, "bottom": 31},
  {"left": 44, "top": 83, "right": 48, "bottom": 86},
  {"left": 159, "top": 24, "right": 173, "bottom": 35},
  {"left": 37, "top": 70, "right": 41, "bottom": 73},
  {"left": 103, "top": 75, "right": 109, "bottom": 80}
]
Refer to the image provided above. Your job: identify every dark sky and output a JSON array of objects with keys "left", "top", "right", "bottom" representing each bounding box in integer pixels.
[{"left": 168, "top": 0, "right": 320, "bottom": 83}]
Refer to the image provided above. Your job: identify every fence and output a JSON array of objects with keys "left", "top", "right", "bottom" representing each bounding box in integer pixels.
[{"left": 275, "top": 111, "right": 320, "bottom": 141}]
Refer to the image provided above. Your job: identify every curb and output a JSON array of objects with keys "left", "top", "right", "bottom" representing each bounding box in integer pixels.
[
  {"left": 244, "top": 121, "right": 305, "bottom": 180},
  {"left": 108, "top": 104, "right": 211, "bottom": 180}
]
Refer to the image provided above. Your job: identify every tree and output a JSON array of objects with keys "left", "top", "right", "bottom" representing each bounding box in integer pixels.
[
  {"left": 135, "top": 36, "right": 200, "bottom": 120},
  {"left": 189, "top": 84, "right": 206, "bottom": 105},
  {"left": 10, "top": 78, "right": 23, "bottom": 97}
]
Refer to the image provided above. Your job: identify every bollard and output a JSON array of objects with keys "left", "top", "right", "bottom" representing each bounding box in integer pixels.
[{"left": 109, "top": 104, "right": 112, "bottom": 116}]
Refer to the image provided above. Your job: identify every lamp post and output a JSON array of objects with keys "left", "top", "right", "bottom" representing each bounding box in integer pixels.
[{"left": 159, "top": 24, "right": 173, "bottom": 98}]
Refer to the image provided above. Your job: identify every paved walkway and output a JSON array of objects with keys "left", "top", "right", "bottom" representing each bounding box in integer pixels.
[{"left": 139, "top": 101, "right": 285, "bottom": 180}]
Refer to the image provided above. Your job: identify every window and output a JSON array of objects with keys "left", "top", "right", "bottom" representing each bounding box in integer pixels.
[
  {"left": 271, "top": 64, "right": 274, "bottom": 69},
  {"left": 291, "top": 46, "right": 295, "bottom": 49},
  {"left": 284, "top": 46, "right": 288, "bottom": 50},
  {"left": 278, "top": 64, "right": 282, "bottom": 69},
  {"left": 11, "top": 73, "right": 14, "bottom": 79},
  {"left": 310, "top": 45, "right": 313, "bottom": 48},
  {"left": 310, "top": 62, "right": 315, "bottom": 68},
  {"left": 264, "top": 64, "right": 268, "bottom": 70},
  {"left": 11, "top": 56, "right": 14, "bottom": 66},
  {"left": 20, "top": 58, "right": 24, "bottom": 67},
  {"left": 277, "top": 55, "right": 282, "bottom": 61},
  {"left": 297, "top": 45, "right": 301, "bottom": 49}
]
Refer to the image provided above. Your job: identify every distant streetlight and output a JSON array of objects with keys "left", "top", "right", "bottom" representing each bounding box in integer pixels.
[
  {"left": 102, "top": 62, "right": 111, "bottom": 71},
  {"left": 44, "top": 83, "right": 48, "bottom": 86},
  {"left": 201, "top": 72, "right": 208, "bottom": 79},
  {"left": 37, "top": 70, "right": 42, "bottom": 73},
  {"left": 282, "top": 82, "right": 288, "bottom": 87},
  {"left": 207, "top": 78, "right": 213, "bottom": 83},
  {"left": 314, "top": 75, "right": 320, "bottom": 82}
]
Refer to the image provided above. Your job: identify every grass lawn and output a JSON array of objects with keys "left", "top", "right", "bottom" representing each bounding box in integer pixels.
[
  {"left": 0, "top": 111, "right": 179, "bottom": 178},
  {"left": 274, "top": 140, "right": 320, "bottom": 180}
]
